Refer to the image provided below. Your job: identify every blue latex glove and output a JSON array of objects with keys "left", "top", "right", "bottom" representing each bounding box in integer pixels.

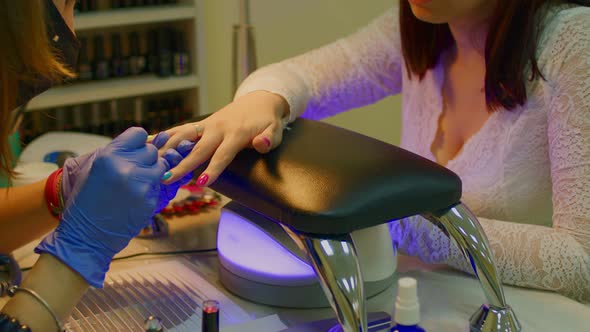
[
  {"left": 151, "top": 132, "right": 195, "bottom": 212},
  {"left": 36, "top": 128, "right": 169, "bottom": 288},
  {"left": 61, "top": 132, "right": 195, "bottom": 213}
]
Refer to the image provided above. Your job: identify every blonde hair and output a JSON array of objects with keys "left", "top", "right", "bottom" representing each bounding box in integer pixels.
[{"left": 0, "top": 0, "right": 74, "bottom": 178}]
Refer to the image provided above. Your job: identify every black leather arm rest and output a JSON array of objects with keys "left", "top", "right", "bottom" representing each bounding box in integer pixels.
[{"left": 206, "top": 118, "right": 462, "bottom": 236}]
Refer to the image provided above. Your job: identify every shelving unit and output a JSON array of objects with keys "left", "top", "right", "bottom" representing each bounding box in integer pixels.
[
  {"left": 26, "top": 0, "right": 208, "bottom": 120},
  {"left": 73, "top": 4, "right": 196, "bottom": 31},
  {"left": 28, "top": 75, "right": 199, "bottom": 111}
]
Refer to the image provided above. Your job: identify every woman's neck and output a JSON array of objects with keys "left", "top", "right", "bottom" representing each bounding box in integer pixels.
[
  {"left": 447, "top": 18, "right": 488, "bottom": 62},
  {"left": 447, "top": 1, "right": 496, "bottom": 63}
]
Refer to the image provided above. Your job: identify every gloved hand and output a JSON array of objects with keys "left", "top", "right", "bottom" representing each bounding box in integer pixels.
[
  {"left": 61, "top": 132, "right": 195, "bottom": 213},
  {"left": 36, "top": 128, "right": 168, "bottom": 288},
  {"left": 150, "top": 132, "right": 195, "bottom": 212}
]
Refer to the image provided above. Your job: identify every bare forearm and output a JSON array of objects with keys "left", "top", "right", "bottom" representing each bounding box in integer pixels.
[
  {"left": 0, "top": 180, "right": 57, "bottom": 253},
  {"left": 1, "top": 254, "right": 88, "bottom": 330}
]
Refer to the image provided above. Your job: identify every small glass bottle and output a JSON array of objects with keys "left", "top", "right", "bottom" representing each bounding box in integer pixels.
[
  {"left": 390, "top": 277, "right": 426, "bottom": 332},
  {"left": 129, "top": 32, "right": 147, "bottom": 75},
  {"left": 111, "top": 33, "right": 130, "bottom": 78},
  {"left": 93, "top": 36, "right": 110, "bottom": 80},
  {"left": 77, "top": 37, "right": 93, "bottom": 81}
]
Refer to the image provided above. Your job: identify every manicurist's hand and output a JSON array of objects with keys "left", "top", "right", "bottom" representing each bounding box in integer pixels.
[{"left": 35, "top": 127, "right": 169, "bottom": 288}]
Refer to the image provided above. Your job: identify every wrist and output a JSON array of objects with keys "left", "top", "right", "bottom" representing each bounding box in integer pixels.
[
  {"left": 34, "top": 225, "right": 115, "bottom": 289},
  {"left": 44, "top": 168, "right": 65, "bottom": 220},
  {"left": 244, "top": 90, "right": 291, "bottom": 122}
]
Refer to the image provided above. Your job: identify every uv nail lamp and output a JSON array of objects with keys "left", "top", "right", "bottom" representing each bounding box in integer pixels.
[{"left": 216, "top": 201, "right": 396, "bottom": 308}]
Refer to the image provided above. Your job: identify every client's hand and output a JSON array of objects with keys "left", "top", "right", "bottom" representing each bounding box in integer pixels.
[
  {"left": 150, "top": 131, "right": 195, "bottom": 212},
  {"left": 35, "top": 127, "right": 168, "bottom": 288},
  {"left": 61, "top": 131, "right": 194, "bottom": 213},
  {"left": 157, "top": 90, "right": 289, "bottom": 186}
]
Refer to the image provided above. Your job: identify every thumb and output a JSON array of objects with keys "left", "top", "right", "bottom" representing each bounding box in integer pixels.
[
  {"left": 111, "top": 127, "right": 148, "bottom": 150},
  {"left": 252, "top": 123, "right": 282, "bottom": 154}
]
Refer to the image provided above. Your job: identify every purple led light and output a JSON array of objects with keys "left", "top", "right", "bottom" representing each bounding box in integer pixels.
[{"left": 217, "top": 209, "right": 317, "bottom": 286}]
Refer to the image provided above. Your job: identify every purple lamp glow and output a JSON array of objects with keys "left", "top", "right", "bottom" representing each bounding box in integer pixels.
[{"left": 217, "top": 209, "right": 317, "bottom": 286}]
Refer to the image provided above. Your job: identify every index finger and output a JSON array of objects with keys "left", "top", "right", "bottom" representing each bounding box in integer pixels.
[{"left": 161, "top": 132, "right": 221, "bottom": 184}]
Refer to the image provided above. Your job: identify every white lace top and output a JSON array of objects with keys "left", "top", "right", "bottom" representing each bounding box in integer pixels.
[{"left": 235, "top": 2, "right": 590, "bottom": 303}]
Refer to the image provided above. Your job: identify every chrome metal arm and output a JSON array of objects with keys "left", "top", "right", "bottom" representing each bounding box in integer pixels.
[
  {"left": 285, "top": 230, "right": 368, "bottom": 332},
  {"left": 423, "top": 202, "right": 521, "bottom": 332}
]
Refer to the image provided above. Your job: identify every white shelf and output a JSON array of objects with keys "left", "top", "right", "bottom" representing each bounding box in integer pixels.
[
  {"left": 74, "top": 5, "right": 196, "bottom": 31},
  {"left": 27, "top": 75, "right": 199, "bottom": 110}
]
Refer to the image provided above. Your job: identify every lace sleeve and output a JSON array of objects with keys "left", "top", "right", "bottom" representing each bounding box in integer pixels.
[
  {"left": 235, "top": 3, "right": 403, "bottom": 123},
  {"left": 390, "top": 8, "right": 590, "bottom": 303}
]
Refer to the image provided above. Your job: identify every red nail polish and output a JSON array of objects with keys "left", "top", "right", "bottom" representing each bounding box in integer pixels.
[
  {"left": 263, "top": 137, "right": 271, "bottom": 147},
  {"left": 197, "top": 174, "right": 209, "bottom": 187}
]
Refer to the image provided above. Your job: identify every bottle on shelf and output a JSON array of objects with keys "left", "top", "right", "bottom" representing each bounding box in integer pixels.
[
  {"left": 90, "top": 102, "right": 104, "bottom": 135},
  {"left": 171, "top": 98, "right": 182, "bottom": 124},
  {"left": 31, "top": 112, "right": 45, "bottom": 142},
  {"left": 78, "top": 0, "right": 97, "bottom": 12},
  {"left": 129, "top": 31, "right": 147, "bottom": 75},
  {"left": 146, "top": 100, "right": 160, "bottom": 134},
  {"left": 158, "top": 99, "right": 172, "bottom": 130},
  {"left": 157, "top": 29, "right": 173, "bottom": 77},
  {"left": 173, "top": 30, "right": 190, "bottom": 76},
  {"left": 125, "top": 0, "right": 139, "bottom": 7},
  {"left": 133, "top": 97, "right": 146, "bottom": 129},
  {"left": 71, "top": 104, "right": 86, "bottom": 133},
  {"left": 147, "top": 29, "right": 160, "bottom": 74},
  {"left": 109, "top": 100, "right": 123, "bottom": 137},
  {"left": 77, "top": 37, "right": 94, "bottom": 82},
  {"left": 111, "top": 0, "right": 124, "bottom": 9},
  {"left": 54, "top": 107, "right": 67, "bottom": 131},
  {"left": 111, "top": 33, "right": 130, "bottom": 78},
  {"left": 93, "top": 36, "right": 110, "bottom": 80}
]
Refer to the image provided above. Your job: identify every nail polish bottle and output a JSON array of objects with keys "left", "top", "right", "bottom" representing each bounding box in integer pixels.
[
  {"left": 147, "top": 100, "right": 160, "bottom": 134},
  {"left": 390, "top": 278, "right": 426, "bottom": 332},
  {"left": 90, "top": 103, "right": 102, "bottom": 135},
  {"left": 129, "top": 32, "right": 147, "bottom": 75},
  {"left": 111, "top": 0, "right": 124, "bottom": 9},
  {"left": 173, "top": 30, "right": 190, "bottom": 76},
  {"left": 202, "top": 300, "right": 220, "bottom": 332},
  {"left": 133, "top": 97, "right": 146, "bottom": 129},
  {"left": 77, "top": 37, "right": 94, "bottom": 82},
  {"left": 159, "top": 99, "right": 171, "bottom": 130},
  {"left": 93, "top": 36, "right": 110, "bottom": 80},
  {"left": 183, "top": 100, "right": 194, "bottom": 121},
  {"left": 172, "top": 98, "right": 182, "bottom": 124},
  {"left": 88, "top": 0, "right": 98, "bottom": 11},
  {"left": 109, "top": 100, "right": 122, "bottom": 137},
  {"left": 157, "top": 29, "right": 173, "bottom": 77},
  {"left": 147, "top": 29, "right": 160, "bottom": 74},
  {"left": 79, "top": 0, "right": 97, "bottom": 12},
  {"left": 31, "top": 112, "right": 44, "bottom": 141},
  {"left": 54, "top": 107, "right": 67, "bottom": 131},
  {"left": 71, "top": 104, "right": 84, "bottom": 133},
  {"left": 111, "top": 34, "right": 130, "bottom": 78},
  {"left": 78, "top": 0, "right": 89, "bottom": 12}
]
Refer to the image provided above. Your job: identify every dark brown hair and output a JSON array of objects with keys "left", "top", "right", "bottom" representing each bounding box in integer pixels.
[
  {"left": 400, "top": 0, "right": 590, "bottom": 111},
  {"left": 0, "top": 0, "right": 73, "bottom": 179}
]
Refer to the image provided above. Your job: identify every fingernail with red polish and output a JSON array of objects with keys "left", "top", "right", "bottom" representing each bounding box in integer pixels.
[
  {"left": 263, "top": 137, "right": 271, "bottom": 147},
  {"left": 197, "top": 174, "right": 209, "bottom": 187}
]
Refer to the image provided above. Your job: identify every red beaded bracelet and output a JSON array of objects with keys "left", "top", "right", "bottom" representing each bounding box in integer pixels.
[{"left": 44, "top": 168, "right": 64, "bottom": 219}]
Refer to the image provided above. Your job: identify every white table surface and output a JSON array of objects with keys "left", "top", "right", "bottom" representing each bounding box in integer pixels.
[
  {"left": 109, "top": 237, "right": 590, "bottom": 332},
  {"left": 3, "top": 236, "right": 589, "bottom": 332}
]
